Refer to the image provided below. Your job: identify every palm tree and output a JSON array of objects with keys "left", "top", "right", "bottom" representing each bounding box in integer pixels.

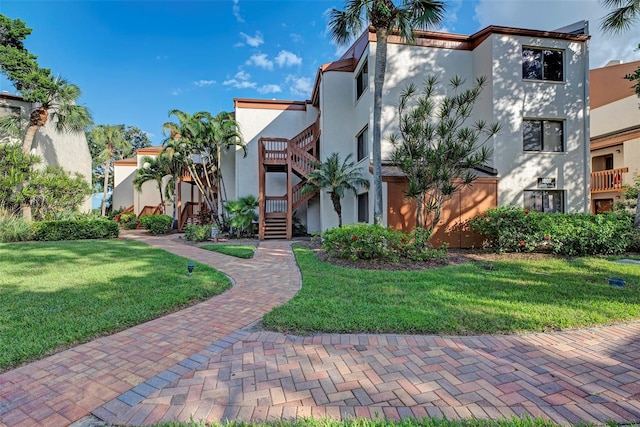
[
  {"left": 88, "top": 125, "right": 130, "bottom": 216},
  {"left": 162, "top": 109, "right": 246, "bottom": 226},
  {"left": 21, "top": 74, "right": 93, "bottom": 155},
  {"left": 133, "top": 155, "right": 171, "bottom": 214},
  {"left": 329, "top": 0, "right": 445, "bottom": 225},
  {"left": 302, "top": 153, "right": 370, "bottom": 227},
  {"left": 601, "top": 0, "right": 640, "bottom": 33}
]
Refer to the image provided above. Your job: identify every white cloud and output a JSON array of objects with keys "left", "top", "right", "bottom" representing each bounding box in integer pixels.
[
  {"left": 286, "top": 75, "right": 313, "bottom": 97},
  {"left": 275, "top": 50, "right": 302, "bottom": 67},
  {"left": 240, "top": 31, "right": 264, "bottom": 48},
  {"left": 290, "top": 33, "right": 303, "bottom": 43},
  {"left": 223, "top": 70, "right": 257, "bottom": 89},
  {"left": 473, "top": 0, "right": 640, "bottom": 68},
  {"left": 194, "top": 80, "right": 216, "bottom": 87},
  {"left": 235, "top": 70, "right": 251, "bottom": 81},
  {"left": 258, "top": 84, "right": 282, "bottom": 94},
  {"left": 170, "top": 88, "right": 182, "bottom": 96},
  {"left": 233, "top": 0, "right": 244, "bottom": 23},
  {"left": 246, "top": 53, "right": 274, "bottom": 70}
]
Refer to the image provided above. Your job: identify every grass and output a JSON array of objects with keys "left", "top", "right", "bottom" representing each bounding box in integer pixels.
[
  {"left": 201, "top": 244, "right": 256, "bottom": 258},
  {"left": 0, "top": 239, "right": 231, "bottom": 370},
  {"left": 263, "top": 246, "right": 640, "bottom": 335},
  {"left": 150, "top": 417, "right": 633, "bottom": 427}
]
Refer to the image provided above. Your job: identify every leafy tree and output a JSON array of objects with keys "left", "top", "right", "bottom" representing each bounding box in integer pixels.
[
  {"left": 0, "top": 15, "right": 93, "bottom": 155},
  {"left": 133, "top": 155, "right": 172, "bottom": 214},
  {"left": 328, "top": 0, "right": 445, "bottom": 225},
  {"left": 0, "top": 143, "right": 38, "bottom": 212},
  {"left": 87, "top": 125, "right": 130, "bottom": 216},
  {"left": 225, "top": 195, "right": 259, "bottom": 237},
  {"left": 28, "top": 165, "right": 91, "bottom": 221},
  {"left": 302, "top": 153, "right": 370, "bottom": 227},
  {"left": 389, "top": 75, "right": 500, "bottom": 232},
  {"left": 162, "top": 109, "right": 246, "bottom": 227},
  {"left": 87, "top": 124, "right": 151, "bottom": 192}
]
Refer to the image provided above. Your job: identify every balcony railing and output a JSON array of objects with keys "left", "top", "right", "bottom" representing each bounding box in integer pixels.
[{"left": 590, "top": 167, "right": 629, "bottom": 193}]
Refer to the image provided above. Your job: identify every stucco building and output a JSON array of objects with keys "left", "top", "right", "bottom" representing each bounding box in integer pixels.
[
  {"left": 589, "top": 60, "right": 640, "bottom": 213},
  {"left": 0, "top": 92, "right": 93, "bottom": 212},
  {"left": 114, "top": 23, "right": 591, "bottom": 247}
]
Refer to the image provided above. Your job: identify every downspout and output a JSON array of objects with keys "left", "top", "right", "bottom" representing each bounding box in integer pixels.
[{"left": 582, "top": 23, "right": 591, "bottom": 213}]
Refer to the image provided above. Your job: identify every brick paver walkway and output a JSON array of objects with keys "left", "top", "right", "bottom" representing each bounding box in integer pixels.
[{"left": 1, "top": 231, "right": 640, "bottom": 427}]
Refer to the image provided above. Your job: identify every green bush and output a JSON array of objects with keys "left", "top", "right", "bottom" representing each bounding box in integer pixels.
[
  {"left": 118, "top": 213, "right": 138, "bottom": 229},
  {"left": 470, "top": 207, "right": 635, "bottom": 255},
  {"left": 184, "top": 224, "right": 212, "bottom": 242},
  {"left": 0, "top": 209, "right": 33, "bottom": 242},
  {"left": 32, "top": 219, "right": 119, "bottom": 241},
  {"left": 322, "top": 224, "right": 445, "bottom": 262},
  {"left": 139, "top": 214, "right": 173, "bottom": 235}
]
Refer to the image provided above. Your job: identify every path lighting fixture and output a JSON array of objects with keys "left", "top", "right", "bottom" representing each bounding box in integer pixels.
[{"left": 187, "top": 261, "right": 195, "bottom": 277}]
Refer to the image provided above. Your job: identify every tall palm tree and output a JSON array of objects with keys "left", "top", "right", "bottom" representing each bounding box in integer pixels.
[
  {"left": 21, "top": 74, "right": 93, "bottom": 155},
  {"left": 162, "top": 109, "right": 246, "bottom": 226},
  {"left": 601, "top": 0, "right": 640, "bottom": 33},
  {"left": 302, "top": 153, "right": 370, "bottom": 227},
  {"left": 133, "top": 155, "right": 171, "bottom": 214},
  {"left": 88, "top": 125, "right": 130, "bottom": 216},
  {"left": 329, "top": 0, "right": 445, "bottom": 225}
]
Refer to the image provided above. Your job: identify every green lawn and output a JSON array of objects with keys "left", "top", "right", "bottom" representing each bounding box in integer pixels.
[
  {"left": 263, "top": 246, "right": 640, "bottom": 335},
  {"left": 201, "top": 244, "right": 256, "bottom": 258},
  {"left": 0, "top": 239, "right": 231, "bottom": 370}
]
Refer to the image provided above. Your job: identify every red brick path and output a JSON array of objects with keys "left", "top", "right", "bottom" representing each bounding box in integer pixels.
[{"left": 1, "top": 231, "right": 640, "bottom": 426}]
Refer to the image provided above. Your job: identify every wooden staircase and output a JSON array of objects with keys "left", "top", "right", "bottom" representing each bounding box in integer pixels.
[{"left": 258, "top": 118, "right": 320, "bottom": 239}]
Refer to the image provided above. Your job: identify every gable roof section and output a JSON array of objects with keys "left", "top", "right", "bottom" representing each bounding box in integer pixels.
[
  {"left": 310, "top": 25, "right": 590, "bottom": 106},
  {"left": 590, "top": 60, "right": 640, "bottom": 109}
]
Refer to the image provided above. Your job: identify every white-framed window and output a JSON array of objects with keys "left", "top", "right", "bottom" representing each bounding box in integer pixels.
[
  {"left": 523, "top": 119, "right": 564, "bottom": 152},
  {"left": 357, "top": 192, "right": 369, "bottom": 223},
  {"left": 356, "top": 126, "right": 368, "bottom": 162},
  {"left": 522, "top": 47, "right": 564, "bottom": 82},
  {"left": 524, "top": 190, "right": 564, "bottom": 213},
  {"left": 356, "top": 59, "right": 368, "bottom": 99}
]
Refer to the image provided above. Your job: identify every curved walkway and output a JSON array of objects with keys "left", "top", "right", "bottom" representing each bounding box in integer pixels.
[{"left": 1, "top": 232, "right": 640, "bottom": 427}]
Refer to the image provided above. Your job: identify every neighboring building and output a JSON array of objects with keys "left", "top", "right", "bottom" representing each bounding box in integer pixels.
[
  {"left": 0, "top": 92, "right": 93, "bottom": 212},
  {"left": 115, "top": 23, "right": 591, "bottom": 247},
  {"left": 589, "top": 60, "right": 640, "bottom": 213}
]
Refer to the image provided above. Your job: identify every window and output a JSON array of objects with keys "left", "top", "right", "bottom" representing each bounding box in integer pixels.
[
  {"left": 356, "top": 60, "right": 368, "bottom": 99},
  {"left": 357, "top": 192, "right": 369, "bottom": 223},
  {"left": 523, "top": 120, "right": 564, "bottom": 152},
  {"left": 356, "top": 126, "right": 368, "bottom": 162},
  {"left": 524, "top": 190, "right": 564, "bottom": 213},
  {"left": 522, "top": 48, "right": 563, "bottom": 81}
]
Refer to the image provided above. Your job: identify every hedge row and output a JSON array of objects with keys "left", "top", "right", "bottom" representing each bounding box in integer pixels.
[
  {"left": 469, "top": 207, "right": 636, "bottom": 255},
  {"left": 32, "top": 219, "right": 119, "bottom": 241}
]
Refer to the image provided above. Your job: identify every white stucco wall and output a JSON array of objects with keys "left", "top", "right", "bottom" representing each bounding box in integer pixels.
[
  {"left": 112, "top": 163, "right": 136, "bottom": 210},
  {"left": 591, "top": 96, "right": 640, "bottom": 138}
]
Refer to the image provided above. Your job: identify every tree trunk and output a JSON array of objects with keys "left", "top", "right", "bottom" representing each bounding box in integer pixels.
[
  {"left": 101, "top": 154, "right": 111, "bottom": 217},
  {"left": 22, "top": 125, "right": 40, "bottom": 155},
  {"left": 21, "top": 203, "right": 32, "bottom": 222},
  {"left": 157, "top": 180, "right": 165, "bottom": 214},
  {"left": 22, "top": 107, "right": 48, "bottom": 154},
  {"left": 635, "top": 191, "right": 640, "bottom": 229},
  {"left": 372, "top": 29, "right": 388, "bottom": 225},
  {"left": 416, "top": 194, "right": 423, "bottom": 229},
  {"left": 331, "top": 193, "right": 343, "bottom": 227}
]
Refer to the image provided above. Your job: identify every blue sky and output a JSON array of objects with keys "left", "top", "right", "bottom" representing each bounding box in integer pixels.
[{"left": 1, "top": 0, "right": 638, "bottom": 145}]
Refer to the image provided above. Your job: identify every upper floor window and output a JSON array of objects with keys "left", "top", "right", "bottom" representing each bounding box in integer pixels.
[
  {"left": 357, "top": 192, "right": 369, "bottom": 223},
  {"left": 356, "top": 59, "right": 368, "bottom": 99},
  {"left": 522, "top": 48, "right": 563, "bottom": 81},
  {"left": 523, "top": 119, "right": 564, "bottom": 152},
  {"left": 356, "top": 126, "right": 368, "bottom": 161}
]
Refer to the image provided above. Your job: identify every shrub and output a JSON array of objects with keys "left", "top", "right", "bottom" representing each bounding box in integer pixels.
[
  {"left": 470, "top": 207, "right": 635, "bottom": 255},
  {"left": 0, "top": 208, "right": 33, "bottom": 242},
  {"left": 321, "top": 224, "right": 446, "bottom": 262},
  {"left": 32, "top": 219, "right": 119, "bottom": 241},
  {"left": 184, "top": 224, "right": 212, "bottom": 242},
  {"left": 139, "top": 214, "right": 173, "bottom": 235},
  {"left": 118, "top": 213, "right": 138, "bottom": 229}
]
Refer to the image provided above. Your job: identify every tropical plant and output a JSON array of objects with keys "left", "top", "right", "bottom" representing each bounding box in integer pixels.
[
  {"left": 0, "top": 142, "right": 38, "bottom": 211},
  {"left": 87, "top": 125, "right": 131, "bottom": 216},
  {"left": 600, "top": 0, "right": 640, "bottom": 33},
  {"left": 162, "top": 109, "right": 246, "bottom": 228},
  {"left": 328, "top": 0, "right": 445, "bottom": 225},
  {"left": 302, "top": 153, "right": 370, "bottom": 227},
  {"left": 133, "top": 155, "right": 171, "bottom": 214},
  {"left": 225, "top": 195, "right": 258, "bottom": 238},
  {"left": 389, "top": 75, "right": 500, "bottom": 231},
  {"left": 27, "top": 165, "right": 92, "bottom": 221}
]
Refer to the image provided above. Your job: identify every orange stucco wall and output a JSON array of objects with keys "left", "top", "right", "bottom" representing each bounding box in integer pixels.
[{"left": 386, "top": 177, "right": 498, "bottom": 248}]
